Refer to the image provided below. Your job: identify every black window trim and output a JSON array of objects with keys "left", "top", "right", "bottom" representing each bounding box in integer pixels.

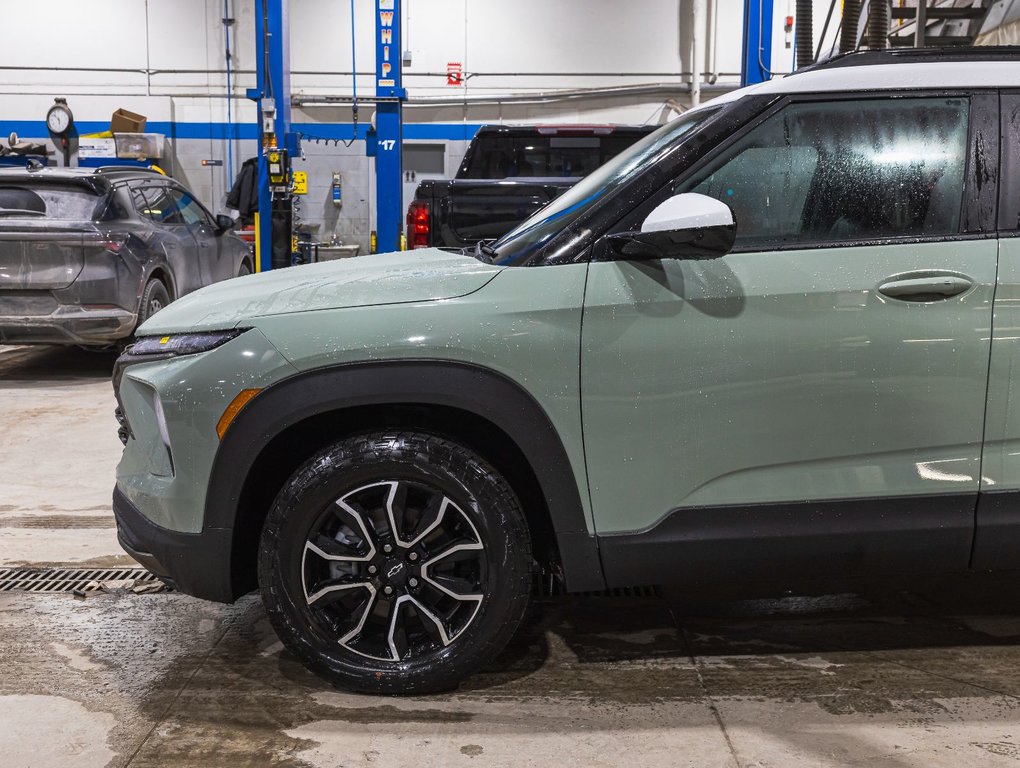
[
  {"left": 591, "top": 88, "right": 1000, "bottom": 260},
  {"left": 1000, "top": 89, "right": 1020, "bottom": 236}
]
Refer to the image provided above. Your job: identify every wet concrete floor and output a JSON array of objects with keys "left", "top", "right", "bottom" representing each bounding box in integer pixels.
[
  {"left": 6, "top": 345, "right": 1020, "bottom": 766},
  {"left": 0, "top": 345, "right": 127, "bottom": 567},
  {"left": 10, "top": 584, "right": 1020, "bottom": 767}
]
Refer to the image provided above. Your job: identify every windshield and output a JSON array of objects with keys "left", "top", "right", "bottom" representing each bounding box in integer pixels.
[{"left": 489, "top": 108, "right": 718, "bottom": 265}]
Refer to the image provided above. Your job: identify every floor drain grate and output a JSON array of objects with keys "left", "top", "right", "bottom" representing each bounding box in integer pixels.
[{"left": 0, "top": 567, "right": 167, "bottom": 594}]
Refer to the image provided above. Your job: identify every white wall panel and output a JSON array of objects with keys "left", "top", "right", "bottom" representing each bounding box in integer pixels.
[
  {"left": 465, "top": 0, "right": 682, "bottom": 75},
  {"left": 1, "top": 0, "right": 147, "bottom": 70}
]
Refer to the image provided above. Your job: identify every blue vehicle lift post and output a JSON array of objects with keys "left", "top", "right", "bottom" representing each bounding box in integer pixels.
[
  {"left": 249, "top": 0, "right": 297, "bottom": 271},
  {"left": 371, "top": 0, "right": 405, "bottom": 253},
  {"left": 741, "top": 0, "right": 775, "bottom": 86}
]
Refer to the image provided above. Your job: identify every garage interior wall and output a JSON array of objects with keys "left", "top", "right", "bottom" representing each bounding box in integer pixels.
[{"left": 0, "top": 0, "right": 806, "bottom": 252}]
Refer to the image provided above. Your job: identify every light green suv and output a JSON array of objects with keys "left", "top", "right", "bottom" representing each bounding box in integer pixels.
[{"left": 114, "top": 49, "right": 1020, "bottom": 693}]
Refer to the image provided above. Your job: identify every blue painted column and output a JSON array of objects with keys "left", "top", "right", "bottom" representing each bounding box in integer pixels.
[
  {"left": 250, "top": 0, "right": 294, "bottom": 271},
  {"left": 741, "top": 0, "right": 774, "bottom": 86},
  {"left": 374, "top": 0, "right": 404, "bottom": 253}
]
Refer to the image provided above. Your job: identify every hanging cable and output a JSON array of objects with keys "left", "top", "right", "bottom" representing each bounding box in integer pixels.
[
  {"left": 840, "top": 0, "right": 863, "bottom": 53},
  {"left": 868, "top": 0, "right": 890, "bottom": 49},
  {"left": 261, "top": 0, "right": 273, "bottom": 101},
  {"left": 349, "top": 0, "right": 359, "bottom": 146},
  {"left": 795, "top": 0, "right": 814, "bottom": 67},
  {"left": 223, "top": 0, "right": 235, "bottom": 182}
]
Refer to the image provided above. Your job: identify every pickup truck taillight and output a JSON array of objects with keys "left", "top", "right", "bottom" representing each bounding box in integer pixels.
[{"left": 407, "top": 200, "right": 431, "bottom": 249}]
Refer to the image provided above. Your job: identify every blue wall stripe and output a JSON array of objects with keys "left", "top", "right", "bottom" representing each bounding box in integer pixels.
[{"left": 0, "top": 120, "right": 484, "bottom": 142}]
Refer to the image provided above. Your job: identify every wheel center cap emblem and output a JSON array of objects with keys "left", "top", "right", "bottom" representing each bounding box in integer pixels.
[{"left": 383, "top": 559, "right": 409, "bottom": 589}]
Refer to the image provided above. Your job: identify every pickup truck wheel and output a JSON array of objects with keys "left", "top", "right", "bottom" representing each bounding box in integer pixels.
[
  {"left": 258, "top": 432, "right": 533, "bottom": 694},
  {"left": 138, "top": 279, "right": 170, "bottom": 325}
]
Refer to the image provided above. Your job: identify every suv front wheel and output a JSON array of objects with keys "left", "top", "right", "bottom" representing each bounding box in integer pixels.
[{"left": 258, "top": 431, "right": 533, "bottom": 694}]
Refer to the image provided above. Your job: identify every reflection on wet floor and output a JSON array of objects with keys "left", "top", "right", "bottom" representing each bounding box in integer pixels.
[
  {"left": 7, "top": 576, "right": 1020, "bottom": 766},
  {"left": 0, "top": 344, "right": 118, "bottom": 386}
]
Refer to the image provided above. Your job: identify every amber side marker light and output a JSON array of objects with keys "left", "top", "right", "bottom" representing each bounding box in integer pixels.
[{"left": 216, "top": 388, "right": 262, "bottom": 439}]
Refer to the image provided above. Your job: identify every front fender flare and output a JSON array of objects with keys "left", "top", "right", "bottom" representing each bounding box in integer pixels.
[{"left": 204, "top": 359, "right": 605, "bottom": 594}]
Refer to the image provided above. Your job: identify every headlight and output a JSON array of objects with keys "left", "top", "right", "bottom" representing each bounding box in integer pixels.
[{"left": 127, "top": 329, "right": 247, "bottom": 357}]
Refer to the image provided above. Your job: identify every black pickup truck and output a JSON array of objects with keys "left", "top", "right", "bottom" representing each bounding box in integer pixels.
[{"left": 406, "top": 124, "right": 654, "bottom": 249}]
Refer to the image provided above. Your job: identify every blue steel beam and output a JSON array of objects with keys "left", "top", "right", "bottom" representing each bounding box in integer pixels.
[
  {"left": 741, "top": 0, "right": 775, "bottom": 86},
  {"left": 374, "top": 0, "right": 404, "bottom": 253},
  {"left": 251, "top": 0, "right": 294, "bottom": 271}
]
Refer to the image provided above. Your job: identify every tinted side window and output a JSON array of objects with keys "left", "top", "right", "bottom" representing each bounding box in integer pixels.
[
  {"left": 460, "top": 133, "right": 650, "bottom": 179},
  {"left": 134, "top": 184, "right": 184, "bottom": 225},
  {"left": 129, "top": 185, "right": 152, "bottom": 218},
  {"left": 171, "top": 189, "right": 212, "bottom": 227},
  {"left": 678, "top": 97, "right": 970, "bottom": 248}
]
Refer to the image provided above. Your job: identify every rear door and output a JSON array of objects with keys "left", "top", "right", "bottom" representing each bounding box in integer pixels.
[
  {"left": 975, "top": 90, "right": 1020, "bottom": 569},
  {"left": 581, "top": 92, "right": 1000, "bottom": 585},
  {"left": 131, "top": 182, "right": 202, "bottom": 296}
]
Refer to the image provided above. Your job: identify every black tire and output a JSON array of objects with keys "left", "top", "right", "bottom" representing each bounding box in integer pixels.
[
  {"left": 138, "top": 279, "right": 170, "bottom": 325},
  {"left": 238, "top": 261, "right": 251, "bottom": 277},
  {"left": 258, "top": 432, "right": 532, "bottom": 694}
]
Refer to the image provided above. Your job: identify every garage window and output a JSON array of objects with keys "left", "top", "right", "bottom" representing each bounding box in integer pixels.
[{"left": 679, "top": 97, "right": 970, "bottom": 248}]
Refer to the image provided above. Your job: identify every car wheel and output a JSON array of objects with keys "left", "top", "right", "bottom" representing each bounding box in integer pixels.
[
  {"left": 138, "top": 279, "right": 170, "bottom": 325},
  {"left": 238, "top": 262, "right": 251, "bottom": 277},
  {"left": 258, "top": 431, "right": 533, "bottom": 694}
]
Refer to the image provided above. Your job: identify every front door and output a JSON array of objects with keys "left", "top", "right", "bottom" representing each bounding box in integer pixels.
[
  {"left": 131, "top": 183, "right": 202, "bottom": 296},
  {"left": 171, "top": 188, "right": 232, "bottom": 285},
  {"left": 581, "top": 93, "right": 998, "bottom": 586}
]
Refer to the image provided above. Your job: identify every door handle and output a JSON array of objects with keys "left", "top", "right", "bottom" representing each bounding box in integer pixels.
[{"left": 877, "top": 275, "right": 973, "bottom": 301}]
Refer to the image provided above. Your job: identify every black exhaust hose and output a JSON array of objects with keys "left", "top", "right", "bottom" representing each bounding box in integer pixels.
[
  {"left": 868, "top": 0, "right": 890, "bottom": 48},
  {"left": 796, "top": 0, "right": 814, "bottom": 67},
  {"left": 840, "top": 0, "right": 862, "bottom": 53}
]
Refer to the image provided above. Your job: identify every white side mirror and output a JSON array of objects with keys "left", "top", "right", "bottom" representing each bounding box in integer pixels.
[
  {"left": 641, "top": 192, "right": 734, "bottom": 233},
  {"left": 600, "top": 191, "right": 736, "bottom": 261}
]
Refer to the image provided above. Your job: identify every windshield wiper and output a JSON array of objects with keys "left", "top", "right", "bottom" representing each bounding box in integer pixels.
[
  {"left": 0, "top": 209, "right": 45, "bottom": 217},
  {"left": 473, "top": 239, "right": 498, "bottom": 264}
]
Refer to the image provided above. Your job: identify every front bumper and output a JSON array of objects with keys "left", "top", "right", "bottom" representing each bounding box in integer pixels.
[
  {"left": 0, "top": 305, "right": 135, "bottom": 345},
  {"left": 113, "top": 485, "right": 236, "bottom": 603}
]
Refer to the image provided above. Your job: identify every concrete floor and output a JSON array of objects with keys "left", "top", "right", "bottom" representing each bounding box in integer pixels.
[{"left": 6, "top": 345, "right": 1020, "bottom": 767}]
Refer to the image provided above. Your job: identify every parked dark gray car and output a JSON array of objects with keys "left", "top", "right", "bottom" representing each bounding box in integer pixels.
[{"left": 0, "top": 166, "right": 252, "bottom": 346}]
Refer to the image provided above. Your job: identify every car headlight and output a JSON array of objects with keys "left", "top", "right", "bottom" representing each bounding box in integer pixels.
[{"left": 127, "top": 329, "right": 247, "bottom": 357}]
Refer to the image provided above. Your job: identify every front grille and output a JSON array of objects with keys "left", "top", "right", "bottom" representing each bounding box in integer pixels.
[
  {"left": 0, "top": 567, "right": 167, "bottom": 594},
  {"left": 114, "top": 406, "right": 129, "bottom": 445},
  {"left": 112, "top": 349, "right": 174, "bottom": 445}
]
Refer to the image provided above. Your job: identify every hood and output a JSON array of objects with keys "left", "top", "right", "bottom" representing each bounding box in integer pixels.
[{"left": 138, "top": 248, "right": 503, "bottom": 334}]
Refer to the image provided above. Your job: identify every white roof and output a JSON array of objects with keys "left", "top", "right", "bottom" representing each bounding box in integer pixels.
[{"left": 697, "top": 60, "right": 1020, "bottom": 113}]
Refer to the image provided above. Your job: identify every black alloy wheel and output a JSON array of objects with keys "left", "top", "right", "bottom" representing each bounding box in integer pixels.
[{"left": 259, "top": 432, "right": 532, "bottom": 693}]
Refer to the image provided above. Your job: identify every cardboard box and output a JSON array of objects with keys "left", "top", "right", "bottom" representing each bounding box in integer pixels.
[
  {"left": 110, "top": 108, "right": 146, "bottom": 133},
  {"left": 114, "top": 133, "right": 164, "bottom": 159}
]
